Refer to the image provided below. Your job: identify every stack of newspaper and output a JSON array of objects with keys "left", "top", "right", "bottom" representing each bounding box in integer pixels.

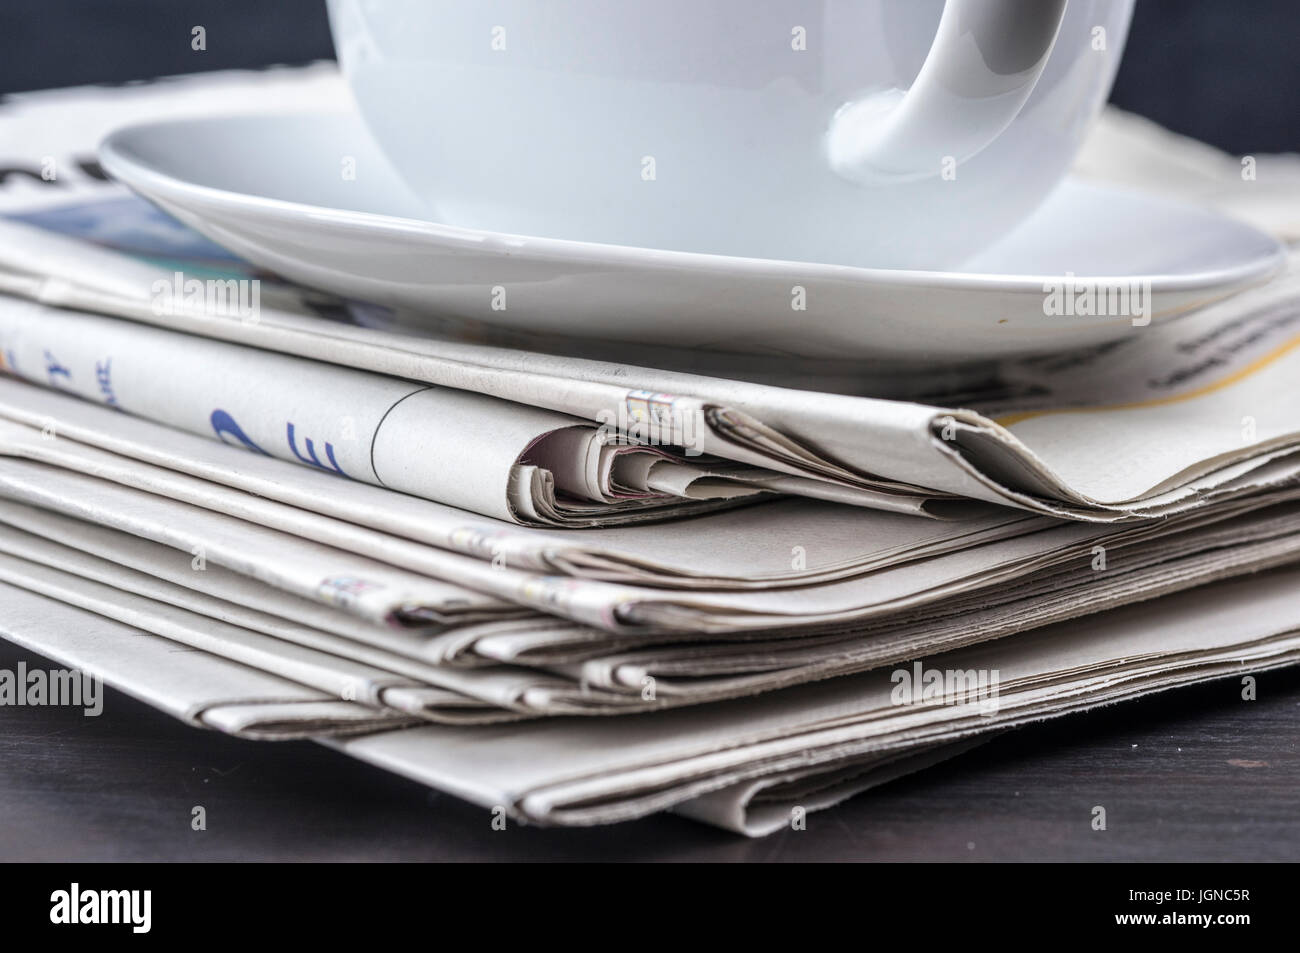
[{"left": 3, "top": 66, "right": 1300, "bottom": 835}]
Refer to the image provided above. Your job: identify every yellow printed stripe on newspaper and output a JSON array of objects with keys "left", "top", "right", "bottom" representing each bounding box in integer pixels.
[{"left": 996, "top": 332, "right": 1300, "bottom": 428}]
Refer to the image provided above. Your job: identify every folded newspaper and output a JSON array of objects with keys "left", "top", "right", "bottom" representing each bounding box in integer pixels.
[
  {"left": 4, "top": 64, "right": 1300, "bottom": 835},
  {"left": 6, "top": 215, "right": 1300, "bottom": 522},
  {"left": 6, "top": 563, "right": 1300, "bottom": 834}
]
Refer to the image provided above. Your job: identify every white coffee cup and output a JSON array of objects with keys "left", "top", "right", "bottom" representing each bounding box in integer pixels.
[{"left": 328, "top": 0, "right": 1134, "bottom": 270}]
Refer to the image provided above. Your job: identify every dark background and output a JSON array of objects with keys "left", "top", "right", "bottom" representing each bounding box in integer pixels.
[{"left": 1, "top": 0, "right": 1298, "bottom": 154}]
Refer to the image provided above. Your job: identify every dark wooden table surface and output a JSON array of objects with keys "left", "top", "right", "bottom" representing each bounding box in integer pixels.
[{"left": 0, "top": 636, "right": 1296, "bottom": 862}]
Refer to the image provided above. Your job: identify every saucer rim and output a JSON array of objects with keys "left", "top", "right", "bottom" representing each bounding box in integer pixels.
[{"left": 99, "top": 113, "right": 1289, "bottom": 296}]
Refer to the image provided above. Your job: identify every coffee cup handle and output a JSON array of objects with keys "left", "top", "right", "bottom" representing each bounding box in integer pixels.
[{"left": 828, "top": 0, "right": 1068, "bottom": 183}]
